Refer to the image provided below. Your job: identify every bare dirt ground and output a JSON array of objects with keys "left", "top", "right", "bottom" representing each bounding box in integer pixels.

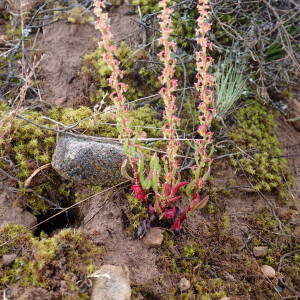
[
  {"left": 38, "top": 4, "right": 141, "bottom": 107},
  {"left": 79, "top": 191, "right": 161, "bottom": 285},
  {"left": 276, "top": 118, "right": 300, "bottom": 203},
  {"left": 39, "top": 22, "right": 97, "bottom": 106}
]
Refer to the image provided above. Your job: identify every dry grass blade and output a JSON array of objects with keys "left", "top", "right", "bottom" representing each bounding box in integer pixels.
[{"left": 24, "top": 163, "right": 51, "bottom": 188}]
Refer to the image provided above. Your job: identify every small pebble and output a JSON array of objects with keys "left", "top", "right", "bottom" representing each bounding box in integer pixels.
[
  {"left": 179, "top": 277, "right": 191, "bottom": 292},
  {"left": 142, "top": 227, "right": 164, "bottom": 248},
  {"left": 261, "top": 265, "right": 276, "bottom": 278},
  {"left": 90, "top": 265, "right": 131, "bottom": 300},
  {"left": 253, "top": 246, "right": 268, "bottom": 257}
]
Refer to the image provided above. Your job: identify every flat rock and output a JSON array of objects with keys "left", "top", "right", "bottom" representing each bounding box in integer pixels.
[
  {"left": 253, "top": 246, "right": 268, "bottom": 257},
  {"left": 0, "top": 191, "right": 37, "bottom": 229},
  {"left": 142, "top": 227, "right": 164, "bottom": 248},
  {"left": 90, "top": 265, "right": 131, "bottom": 300},
  {"left": 52, "top": 136, "right": 127, "bottom": 186}
]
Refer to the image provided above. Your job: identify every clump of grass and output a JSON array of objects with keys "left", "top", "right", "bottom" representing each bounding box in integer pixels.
[{"left": 215, "top": 55, "right": 247, "bottom": 118}]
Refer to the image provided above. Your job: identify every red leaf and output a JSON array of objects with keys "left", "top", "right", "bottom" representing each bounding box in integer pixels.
[
  {"left": 170, "top": 207, "right": 189, "bottom": 231},
  {"left": 131, "top": 184, "right": 147, "bottom": 202},
  {"left": 190, "top": 194, "right": 209, "bottom": 211},
  {"left": 171, "top": 218, "right": 181, "bottom": 231},
  {"left": 163, "top": 207, "right": 177, "bottom": 219},
  {"left": 162, "top": 183, "right": 172, "bottom": 196},
  {"left": 168, "top": 195, "right": 182, "bottom": 203},
  {"left": 171, "top": 181, "right": 189, "bottom": 196}
]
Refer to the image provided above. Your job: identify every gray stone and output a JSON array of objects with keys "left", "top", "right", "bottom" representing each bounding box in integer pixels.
[
  {"left": 253, "top": 246, "right": 268, "bottom": 257},
  {"left": 52, "top": 136, "right": 128, "bottom": 186},
  {"left": 90, "top": 265, "right": 131, "bottom": 300}
]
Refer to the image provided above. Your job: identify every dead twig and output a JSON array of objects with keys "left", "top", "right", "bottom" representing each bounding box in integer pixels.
[{"left": 24, "top": 163, "right": 51, "bottom": 188}]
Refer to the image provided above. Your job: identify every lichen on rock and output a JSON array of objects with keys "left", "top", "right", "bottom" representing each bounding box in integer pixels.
[{"left": 52, "top": 135, "right": 128, "bottom": 186}]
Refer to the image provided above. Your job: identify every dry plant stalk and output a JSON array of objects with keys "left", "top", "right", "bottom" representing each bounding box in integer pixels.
[{"left": 24, "top": 163, "right": 51, "bottom": 188}]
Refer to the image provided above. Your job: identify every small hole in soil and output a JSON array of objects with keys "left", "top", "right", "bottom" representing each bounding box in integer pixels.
[{"left": 34, "top": 208, "right": 79, "bottom": 236}]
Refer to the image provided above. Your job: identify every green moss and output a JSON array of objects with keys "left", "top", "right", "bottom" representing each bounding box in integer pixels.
[
  {"left": 130, "top": 0, "right": 160, "bottom": 14},
  {"left": 157, "top": 236, "right": 231, "bottom": 299},
  {"left": 65, "top": 7, "right": 94, "bottom": 24},
  {"left": 229, "top": 100, "right": 293, "bottom": 197},
  {"left": 0, "top": 224, "right": 103, "bottom": 297},
  {"left": 81, "top": 42, "right": 148, "bottom": 104},
  {"left": 126, "top": 194, "right": 148, "bottom": 231},
  {"left": 81, "top": 40, "right": 196, "bottom": 107}
]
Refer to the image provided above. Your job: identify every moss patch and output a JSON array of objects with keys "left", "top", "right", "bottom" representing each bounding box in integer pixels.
[
  {"left": 229, "top": 100, "right": 293, "bottom": 197},
  {"left": 0, "top": 224, "right": 103, "bottom": 298},
  {"left": 81, "top": 42, "right": 158, "bottom": 104}
]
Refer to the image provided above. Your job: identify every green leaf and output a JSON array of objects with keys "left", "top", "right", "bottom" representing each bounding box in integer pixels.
[
  {"left": 202, "top": 164, "right": 211, "bottom": 182},
  {"left": 150, "top": 153, "right": 161, "bottom": 172},
  {"left": 140, "top": 169, "right": 153, "bottom": 190},
  {"left": 185, "top": 179, "right": 196, "bottom": 197}
]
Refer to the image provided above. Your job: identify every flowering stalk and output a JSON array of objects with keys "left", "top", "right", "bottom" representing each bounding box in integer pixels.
[
  {"left": 94, "top": 0, "right": 141, "bottom": 179},
  {"left": 191, "top": 0, "right": 215, "bottom": 196},
  {"left": 170, "top": 0, "right": 214, "bottom": 231},
  {"left": 93, "top": 0, "right": 214, "bottom": 234},
  {"left": 156, "top": 0, "right": 181, "bottom": 212}
]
